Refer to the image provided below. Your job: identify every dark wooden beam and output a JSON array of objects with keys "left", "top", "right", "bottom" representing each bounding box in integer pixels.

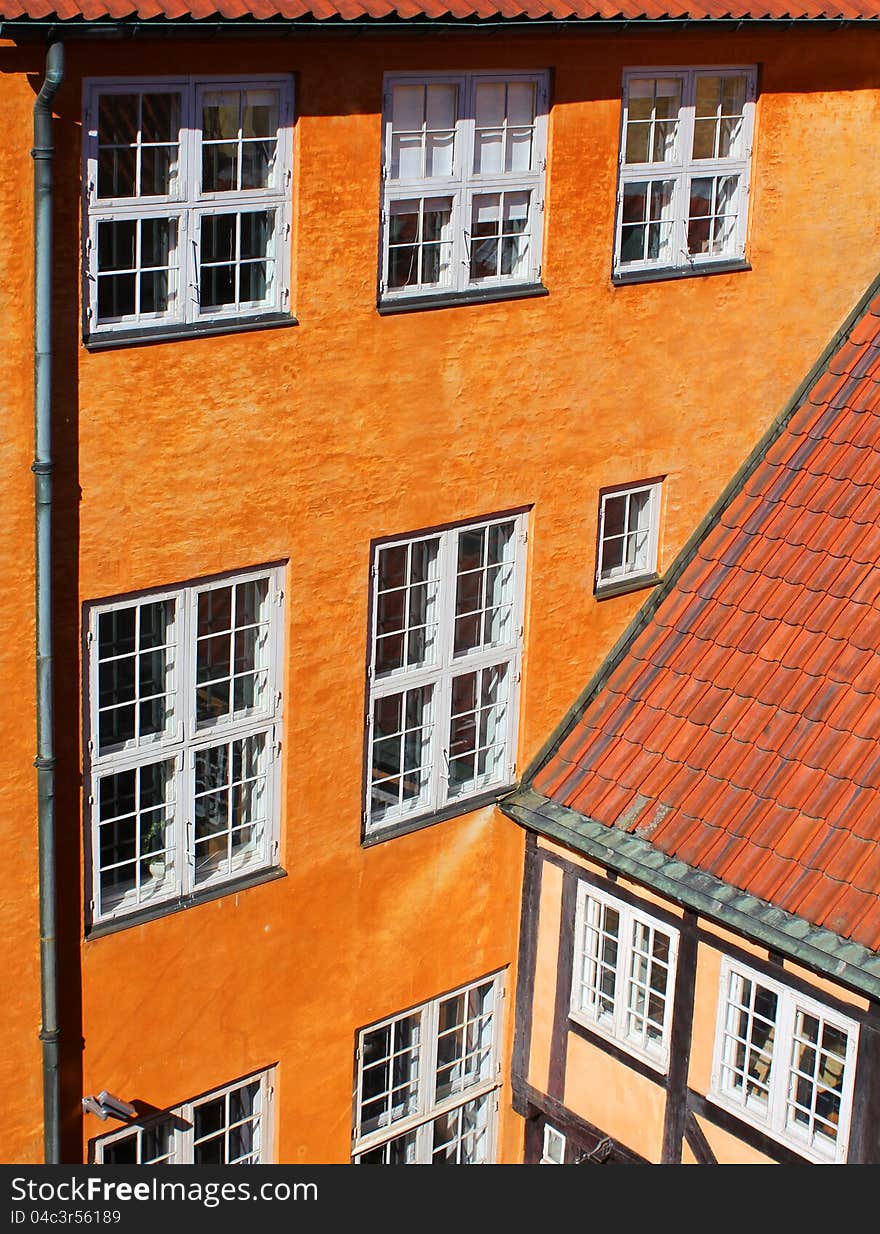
[
  {"left": 512, "top": 832, "right": 542, "bottom": 1087},
  {"left": 548, "top": 868, "right": 578, "bottom": 1101},
  {"left": 661, "top": 911, "right": 698, "bottom": 1163},
  {"left": 847, "top": 1011, "right": 880, "bottom": 1163},
  {"left": 683, "top": 1110, "right": 717, "bottom": 1165}
]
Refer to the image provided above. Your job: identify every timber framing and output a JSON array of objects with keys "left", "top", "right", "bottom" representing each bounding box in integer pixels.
[
  {"left": 505, "top": 790, "right": 880, "bottom": 1004},
  {"left": 514, "top": 837, "right": 880, "bottom": 1164}
]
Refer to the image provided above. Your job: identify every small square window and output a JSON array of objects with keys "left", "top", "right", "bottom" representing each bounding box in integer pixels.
[
  {"left": 380, "top": 73, "right": 549, "bottom": 304},
  {"left": 711, "top": 959, "right": 859, "bottom": 1163},
  {"left": 82, "top": 76, "right": 293, "bottom": 339},
  {"left": 614, "top": 68, "right": 756, "bottom": 279},
  {"left": 85, "top": 566, "right": 284, "bottom": 926},
  {"left": 540, "top": 1124, "right": 567, "bottom": 1164},
  {"left": 352, "top": 973, "right": 504, "bottom": 1164},
  {"left": 595, "top": 480, "right": 662, "bottom": 593},
  {"left": 570, "top": 882, "right": 679, "bottom": 1071},
  {"left": 92, "top": 1069, "right": 274, "bottom": 1163}
]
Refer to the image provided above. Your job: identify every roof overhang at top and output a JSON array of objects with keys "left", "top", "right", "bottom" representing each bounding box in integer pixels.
[
  {"left": 506, "top": 788, "right": 880, "bottom": 1003},
  {"left": 2, "top": 0, "right": 880, "bottom": 27}
]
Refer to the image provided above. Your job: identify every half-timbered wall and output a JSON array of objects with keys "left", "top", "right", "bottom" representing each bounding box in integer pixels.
[{"left": 515, "top": 835, "right": 880, "bottom": 1164}]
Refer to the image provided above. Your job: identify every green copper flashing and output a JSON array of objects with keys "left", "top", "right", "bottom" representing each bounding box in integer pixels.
[{"left": 504, "top": 788, "right": 880, "bottom": 1002}]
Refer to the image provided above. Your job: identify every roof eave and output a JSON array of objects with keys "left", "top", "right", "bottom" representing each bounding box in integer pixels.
[
  {"left": 0, "top": 14, "right": 877, "bottom": 39},
  {"left": 505, "top": 786, "right": 880, "bottom": 1003}
]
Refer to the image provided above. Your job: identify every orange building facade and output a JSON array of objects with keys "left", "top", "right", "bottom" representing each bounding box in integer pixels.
[{"left": 2, "top": 8, "right": 880, "bottom": 1164}]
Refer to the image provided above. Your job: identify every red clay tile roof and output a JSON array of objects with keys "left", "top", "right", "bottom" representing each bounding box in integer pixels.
[
  {"left": 2, "top": 0, "right": 880, "bottom": 20},
  {"left": 532, "top": 282, "right": 880, "bottom": 953}
]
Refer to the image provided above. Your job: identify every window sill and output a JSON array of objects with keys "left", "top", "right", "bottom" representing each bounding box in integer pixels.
[
  {"left": 594, "top": 572, "right": 663, "bottom": 601},
  {"left": 85, "top": 865, "right": 287, "bottom": 940},
  {"left": 83, "top": 312, "right": 298, "bottom": 351},
  {"left": 569, "top": 1009, "right": 669, "bottom": 1076},
  {"left": 362, "top": 784, "right": 515, "bottom": 847},
  {"left": 704, "top": 1091, "right": 840, "bottom": 1165},
  {"left": 612, "top": 259, "right": 751, "bottom": 287},
  {"left": 377, "top": 283, "right": 549, "bottom": 316}
]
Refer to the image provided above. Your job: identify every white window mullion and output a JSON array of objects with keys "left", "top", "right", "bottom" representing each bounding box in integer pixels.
[
  {"left": 433, "top": 669, "right": 452, "bottom": 813},
  {"left": 180, "top": 745, "right": 195, "bottom": 897},
  {"left": 774, "top": 991, "right": 797, "bottom": 1142},
  {"left": 436, "top": 527, "right": 458, "bottom": 809},
  {"left": 458, "top": 89, "right": 476, "bottom": 295}
]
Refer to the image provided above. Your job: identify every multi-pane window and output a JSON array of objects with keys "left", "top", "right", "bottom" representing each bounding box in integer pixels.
[
  {"left": 615, "top": 67, "right": 756, "bottom": 276},
  {"left": 570, "top": 883, "right": 679, "bottom": 1070},
  {"left": 86, "top": 566, "right": 284, "bottom": 925},
  {"left": 380, "top": 73, "right": 548, "bottom": 302},
  {"left": 596, "top": 480, "right": 662, "bottom": 591},
  {"left": 83, "top": 77, "right": 293, "bottom": 336},
  {"left": 352, "top": 973, "right": 503, "bottom": 1164},
  {"left": 93, "top": 1070, "right": 273, "bottom": 1164},
  {"left": 540, "top": 1124, "right": 567, "bottom": 1164},
  {"left": 366, "top": 514, "right": 527, "bottom": 835},
  {"left": 712, "top": 961, "right": 859, "bottom": 1163}
]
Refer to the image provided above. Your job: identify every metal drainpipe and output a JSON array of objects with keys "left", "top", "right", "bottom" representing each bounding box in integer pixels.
[{"left": 32, "top": 38, "right": 65, "bottom": 1166}]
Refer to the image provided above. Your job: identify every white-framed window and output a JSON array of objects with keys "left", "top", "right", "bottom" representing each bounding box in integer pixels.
[
  {"left": 570, "top": 882, "right": 679, "bottom": 1071},
  {"left": 366, "top": 513, "right": 528, "bottom": 835},
  {"left": 92, "top": 1069, "right": 274, "bottom": 1164},
  {"left": 82, "top": 76, "right": 294, "bottom": 336},
  {"left": 540, "top": 1124, "right": 567, "bottom": 1164},
  {"left": 352, "top": 972, "right": 504, "bottom": 1164},
  {"left": 85, "top": 565, "right": 285, "bottom": 925},
  {"left": 379, "top": 72, "right": 548, "bottom": 302},
  {"left": 711, "top": 959, "right": 859, "bottom": 1163},
  {"left": 614, "top": 67, "right": 756, "bottom": 277},
  {"left": 595, "top": 480, "right": 662, "bottom": 591}
]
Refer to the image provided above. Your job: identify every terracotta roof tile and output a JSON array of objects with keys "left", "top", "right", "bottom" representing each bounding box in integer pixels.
[
  {"left": 819, "top": 884, "right": 876, "bottom": 937},
  {"left": 536, "top": 282, "right": 880, "bottom": 952},
  {"left": 8, "top": 0, "right": 880, "bottom": 16}
]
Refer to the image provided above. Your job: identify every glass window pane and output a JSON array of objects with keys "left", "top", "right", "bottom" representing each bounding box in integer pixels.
[
  {"left": 203, "top": 91, "right": 241, "bottom": 141},
  {"left": 427, "top": 81, "right": 459, "bottom": 132},
  {"left": 99, "top": 92, "right": 138, "bottom": 145},
  {"left": 243, "top": 89, "right": 279, "bottom": 139},
  {"left": 507, "top": 81, "right": 536, "bottom": 128}
]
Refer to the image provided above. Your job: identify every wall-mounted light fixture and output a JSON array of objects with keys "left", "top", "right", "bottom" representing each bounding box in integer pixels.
[{"left": 82, "top": 1091, "right": 137, "bottom": 1122}]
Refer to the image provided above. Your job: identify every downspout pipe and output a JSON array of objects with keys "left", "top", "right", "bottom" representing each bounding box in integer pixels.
[{"left": 33, "top": 38, "right": 64, "bottom": 1166}]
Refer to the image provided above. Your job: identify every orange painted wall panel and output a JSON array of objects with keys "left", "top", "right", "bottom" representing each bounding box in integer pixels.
[
  {"left": 564, "top": 1032, "right": 666, "bottom": 1161},
  {"left": 1, "top": 26, "right": 879, "bottom": 1163}
]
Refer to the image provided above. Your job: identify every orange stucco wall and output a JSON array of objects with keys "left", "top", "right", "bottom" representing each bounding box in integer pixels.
[{"left": 2, "top": 25, "right": 880, "bottom": 1163}]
